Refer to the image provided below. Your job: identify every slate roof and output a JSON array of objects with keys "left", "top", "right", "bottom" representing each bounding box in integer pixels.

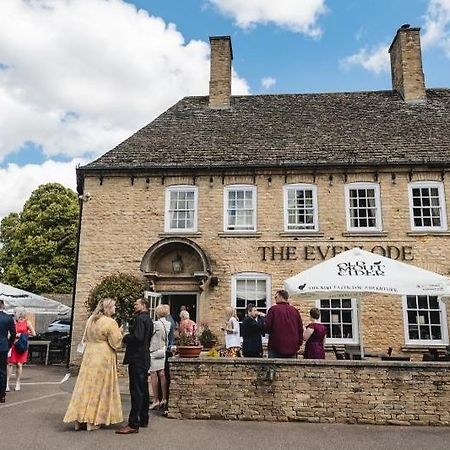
[{"left": 82, "top": 89, "right": 450, "bottom": 172}]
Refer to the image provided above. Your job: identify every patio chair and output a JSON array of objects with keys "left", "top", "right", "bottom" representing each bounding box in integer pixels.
[{"left": 332, "top": 345, "right": 345, "bottom": 360}]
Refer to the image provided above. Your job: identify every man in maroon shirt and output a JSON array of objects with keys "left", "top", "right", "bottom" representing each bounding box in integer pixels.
[{"left": 265, "top": 290, "right": 303, "bottom": 358}]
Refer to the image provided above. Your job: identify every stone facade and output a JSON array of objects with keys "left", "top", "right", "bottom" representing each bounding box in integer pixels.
[
  {"left": 70, "top": 168, "right": 450, "bottom": 365},
  {"left": 168, "top": 358, "right": 450, "bottom": 425}
]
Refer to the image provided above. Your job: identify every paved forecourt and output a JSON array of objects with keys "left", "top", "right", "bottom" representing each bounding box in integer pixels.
[{"left": 1, "top": 365, "right": 450, "bottom": 450}]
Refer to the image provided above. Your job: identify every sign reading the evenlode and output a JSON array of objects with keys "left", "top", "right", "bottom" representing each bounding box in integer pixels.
[{"left": 258, "top": 245, "right": 414, "bottom": 261}]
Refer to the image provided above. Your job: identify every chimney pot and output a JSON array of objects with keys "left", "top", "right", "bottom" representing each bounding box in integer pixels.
[
  {"left": 389, "top": 26, "right": 426, "bottom": 103},
  {"left": 209, "top": 36, "right": 233, "bottom": 109}
]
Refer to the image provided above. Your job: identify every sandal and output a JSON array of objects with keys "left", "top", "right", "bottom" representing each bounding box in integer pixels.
[
  {"left": 149, "top": 402, "right": 160, "bottom": 410},
  {"left": 159, "top": 400, "right": 167, "bottom": 409}
]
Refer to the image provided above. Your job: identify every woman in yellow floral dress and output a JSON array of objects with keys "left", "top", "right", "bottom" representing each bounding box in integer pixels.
[{"left": 64, "top": 298, "right": 123, "bottom": 431}]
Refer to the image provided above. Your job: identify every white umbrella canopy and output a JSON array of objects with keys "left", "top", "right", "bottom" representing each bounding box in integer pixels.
[
  {"left": 284, "top": 248, "right": 450, "bottom": 359},
  {"left": 284, "top": 247, "right": 450, "bottom": 298},
  {"left": 0, "top": 282, "right": 71, "bottom": 316}
]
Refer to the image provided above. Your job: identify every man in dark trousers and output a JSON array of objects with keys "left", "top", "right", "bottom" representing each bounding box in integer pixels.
[
  {"left": 265, "top": 290, "right": 303, "bottom": 358},
  {"left": 241, "top": 303, "right": 266, "bottom": 357},
  {"left": 116, "top": 298, "right": 153, "bottom": 434},
  {"left": 0, "top": 299, "right": 16, "bottom": 403}
]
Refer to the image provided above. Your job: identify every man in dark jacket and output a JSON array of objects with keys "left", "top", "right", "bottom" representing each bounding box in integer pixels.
[
  {"left": 265, "top": 290, "right": 303, "bottom": 358},
  {"left": 0, "top": 299, "right": 16, "bottom": 403},
  {"left": 241, "top": 304, "right": 265, "bottom": 357},
  {"left": 116, "top": 298, "right": 153, "bottom": 434}
]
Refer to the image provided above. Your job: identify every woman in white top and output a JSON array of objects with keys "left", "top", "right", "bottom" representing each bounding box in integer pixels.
[
  {"left": 222, "top": 306, "right": 241, "bottom": 358},
  {"left": 149, "top": 304, "right": 171, "bottom": 410}
]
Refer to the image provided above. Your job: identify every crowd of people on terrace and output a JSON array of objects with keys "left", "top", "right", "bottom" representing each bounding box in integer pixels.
[{"left": 0, "top": 289, "right": 325, "bottom": 434}]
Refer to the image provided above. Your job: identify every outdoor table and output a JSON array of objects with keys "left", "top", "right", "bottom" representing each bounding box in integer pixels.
[{"left": 28, "top": 340, "right": 51, "bottom": 365}]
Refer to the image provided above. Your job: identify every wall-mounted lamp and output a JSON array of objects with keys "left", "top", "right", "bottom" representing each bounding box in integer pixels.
[
  {"left": 210, "top": 276, "right": 219, "bottom": 287},
  {"left": 391, "top": 173, "right": 396, "bottom": 184},
  {"left": 268, "top": 176, "right": 272, "bottom": 187},
  {"left": 328, "top": 174, "right": 334, "bottom": 187},
  {"left": 209, "top": 176, "right": 214, "bottom": 187},
  {"left": 172, "top": 253, "right": 183, "bottom": 273}
]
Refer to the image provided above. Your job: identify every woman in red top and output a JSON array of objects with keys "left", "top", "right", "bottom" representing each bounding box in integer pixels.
[
  {"left": 303, "top": 308, "right": 327, "bottom": 359},
  {"left": 7, "top": 307, "right": 36, "bottom": 391}
]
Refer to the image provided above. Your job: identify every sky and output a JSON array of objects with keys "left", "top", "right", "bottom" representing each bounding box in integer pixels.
[{"left": 1, "top": 0, "right": 450, "bottom": 221}]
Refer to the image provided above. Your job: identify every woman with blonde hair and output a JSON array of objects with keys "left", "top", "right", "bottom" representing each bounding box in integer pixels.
[
  {"left": 63, "top": 298, "right": 123, "bottom": 431},
  {"left": 7, "top": 307, "right": 36, "bottom": 392},
  {"left": 149, "top": 304, "right": 171, "bottom": 410},
  {"left": 221, "top": 306, "right": 241, "bottom": 358}
]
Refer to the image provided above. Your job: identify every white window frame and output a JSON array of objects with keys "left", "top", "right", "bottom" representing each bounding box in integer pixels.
[
  {"left": 283, "top": 184, "right": 319, "bottom": 232},
  {"left": 164, "top": 185, "right": 198, "bottom": 233},
  {"left": 231, "top": 272, "right": 271, "bottom": 322},
  {"left": 315, "top": 298, "right": 359, "bottom": 345},
  {"left": 402, "top": 295, "right": 449, "bottom": 346},
  {"left": 224, "top": 185, "right": 257, "bottom": 232},
  {"left": 408, "top": 181, "right": 448, "bottom": 232},
  {"left": 345, "top": 182, "right": 382, "bottom": 232}
]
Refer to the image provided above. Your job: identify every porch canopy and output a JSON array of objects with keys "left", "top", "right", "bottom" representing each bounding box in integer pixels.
[{"left": 284, "top": 247, "right": 450, "bottom": 357}]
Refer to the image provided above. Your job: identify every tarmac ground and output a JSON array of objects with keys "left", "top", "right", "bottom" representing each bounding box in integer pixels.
[{"left": 1, "top": 365, "right": 449, "bottom": 450}]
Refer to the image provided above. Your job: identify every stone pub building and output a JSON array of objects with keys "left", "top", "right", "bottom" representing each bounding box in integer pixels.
[{"left": 71, "top": 26, "right": 450, "bottom": 364}]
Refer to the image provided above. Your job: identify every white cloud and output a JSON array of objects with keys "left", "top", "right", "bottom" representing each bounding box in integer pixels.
[
  {"left": 0, "top": 0, "right": 249, "bottom": 162},
  {"left": 340, "top": 45, "right": 390, "bottom": 75},
  {"left": 261, "top": 77, "right": 276, "bottom": 90},
  {"left": 0, "top": 159, "right": 86, "bottom": 220},
  {"left": 422, "top": 0, "right": 450, "bottom": 56},
  {"left": 342, "top": 0, "right": 450, "bottom": 75},
  {"left": 207, "top": 0, "right": 327, "bottom": 37}
]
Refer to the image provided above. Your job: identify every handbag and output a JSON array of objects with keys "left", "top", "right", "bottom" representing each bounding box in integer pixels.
[
  {"left": 77, "top": 317, "right": 91, "bottom": 354},
  {"left": 14, "top": 334, "right": 28, "bottom": 354}
]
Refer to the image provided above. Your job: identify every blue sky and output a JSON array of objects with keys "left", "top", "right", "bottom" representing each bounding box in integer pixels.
[{"left": 0, "top": 0, "right": 449, "bottom": 219}]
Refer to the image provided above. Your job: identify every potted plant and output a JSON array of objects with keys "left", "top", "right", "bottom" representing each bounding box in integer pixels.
[
  {"left": 198, "top": 321, "right": 218, "bottom": 349},
  {"left": 176, "top": 327, "right": 203, "bottom": 358}
]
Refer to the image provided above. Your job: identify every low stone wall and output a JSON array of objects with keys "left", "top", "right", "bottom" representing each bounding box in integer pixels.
[{"left": 168, "top": 358, "right": 450, "bottom": 426}]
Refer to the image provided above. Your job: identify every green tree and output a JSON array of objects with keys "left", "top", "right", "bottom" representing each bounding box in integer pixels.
[
  {"left": 86, "top": 273, "right": 145, "bottom": 324},
  {"left": 0, "top": 183, "right": 79, "bottom": 294}
]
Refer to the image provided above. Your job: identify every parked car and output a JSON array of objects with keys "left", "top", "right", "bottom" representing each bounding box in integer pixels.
[{"left": 47, "top": 319, "right": 71, "bottom": 333}]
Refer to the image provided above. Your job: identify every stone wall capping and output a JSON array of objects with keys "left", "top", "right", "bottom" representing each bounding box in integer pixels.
[{"left": 169, "top": 357, "right": 450, "bottom": 369}]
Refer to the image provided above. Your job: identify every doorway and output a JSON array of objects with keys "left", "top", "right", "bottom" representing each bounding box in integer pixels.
[{"left": 162, "top": 293, "right": 198, "bottom": 323}]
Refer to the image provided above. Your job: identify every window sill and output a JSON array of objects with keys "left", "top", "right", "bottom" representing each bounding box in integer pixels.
[
  {"left": 279, "top": 232, "right": 324, "bottom": 238},
  {"left": 407, "top": 231, "right": 450, "bottom": 236},
  {"left": 158, "top": 232, "right": 202, "bottom": 238},
  {"left": 402, "top": 344, "right": 449, "bottom": 351},
  {"left": 341, "top": 231, "right": 388, "bottom": 237},
  {"left": 218, "top": 232, "right": 262, "bottom": 238}
]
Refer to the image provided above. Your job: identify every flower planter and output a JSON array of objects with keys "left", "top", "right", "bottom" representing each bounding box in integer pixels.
[{"left": 177, "top": 345, "right": 203, "bottom": 358}]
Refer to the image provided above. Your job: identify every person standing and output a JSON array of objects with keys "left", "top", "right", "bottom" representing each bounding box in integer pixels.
[
  {"left": 222, "top": 307, "right": 241, "bottom": 358},
  {"left": 241, "top": 304, "right": 265, "bottom": 357},
  {"left": 149, "top": 305, "right": 171, "bottom": 410},
  {"left": 265, "top": 290, "right": 303, "bottom": 358},
  {"left": 63, "top": 298, "right": 123, "bottom": 431},
  {"left": 7, "top": 307, "right": 36, "bottom": 391},
  {"left": 303, "top": 308, "right": 327, "bottom": 359},
  {"left": 116, "top": 298, "right": 152, "bottom": 435},
  {"left": 0, "top": 300, "right": 16, "bottom": 403}
]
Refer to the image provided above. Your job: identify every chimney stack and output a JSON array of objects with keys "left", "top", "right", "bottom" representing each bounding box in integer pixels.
[
  {"left": 389, "top": 25, "right": 426, "bottom": 103},
  {"left": 209, "top": 36, "right": 233, "bottom": 109}
]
